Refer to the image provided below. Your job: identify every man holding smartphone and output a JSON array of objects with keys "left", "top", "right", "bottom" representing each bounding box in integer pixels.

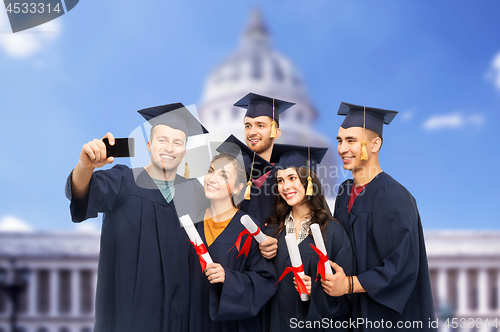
[{"left": 65, "top": 104, "right": 209, "bottom": 332}]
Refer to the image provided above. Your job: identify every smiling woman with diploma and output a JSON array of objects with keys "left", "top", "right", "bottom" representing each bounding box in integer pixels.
[
  {"left": 261, "top": 144, "right": 354, "bottom": 332},
  {"left": 187, "top": 146, "right": 277, "bottom": 332}
]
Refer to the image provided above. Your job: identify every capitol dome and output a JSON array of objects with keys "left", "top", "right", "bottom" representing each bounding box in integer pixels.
[{"left": 198, "top": 10, "right": 337, "bottom": 199}]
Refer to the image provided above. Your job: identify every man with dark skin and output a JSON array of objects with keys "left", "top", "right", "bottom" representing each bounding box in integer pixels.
[{"left": 323, "top": 102, "right": 436, "bottom": 332}]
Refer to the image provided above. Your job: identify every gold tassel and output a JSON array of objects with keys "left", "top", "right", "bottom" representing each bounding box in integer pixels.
[
  {"left": 244, "top": 180, "right": 252, "bottom": 200},
  {"left": 184, "top": 162, "right": 190, "bottom": 178},
  {"left": 270, "top": 120, "right": 277, "bottom": 138},
  {"left": 270, "top": 98, "right": 277, "bottom": 138},
  {"left": 306, "top": 176, "right": 314, "bottom": 196},
  {"left": 360, "top": 106, "right": 368, "bottom": 161},
  {"left": 244, "top": 153, "right": 256, "bottom": 200},
  {"left": 360, "top": 141, "right": 368, "bottom": 160}
]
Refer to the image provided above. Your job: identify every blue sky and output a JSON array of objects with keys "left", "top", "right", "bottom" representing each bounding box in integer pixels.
[{"left": 0, "top": 0, "right": 499, "bottom": 231}]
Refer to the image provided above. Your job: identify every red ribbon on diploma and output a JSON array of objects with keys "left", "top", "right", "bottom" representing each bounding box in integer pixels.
[
  {"left": 276, "top": 264, "right": 310, "bottom": 296},
  {"left": 309, "top": 243, "right": 330, "bottom": 282},
  {"left": 190, "top": 240, "right": 209, "bottom": 272},
  {"left": 229, "top": 228, "right": 261, "bottom": 258}
]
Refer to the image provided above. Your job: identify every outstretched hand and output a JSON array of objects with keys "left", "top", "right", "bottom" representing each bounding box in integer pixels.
[{"left": 79, "top": 132, "right": 115, "bottom": 169}]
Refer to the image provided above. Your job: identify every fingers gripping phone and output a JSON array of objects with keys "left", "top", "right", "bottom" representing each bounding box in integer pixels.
[{"left": 103, "top": 138, "right": 135, "bottom": 158}]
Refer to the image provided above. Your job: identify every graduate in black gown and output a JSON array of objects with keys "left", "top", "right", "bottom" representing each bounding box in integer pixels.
[
  {"left": 233, "top": 92, "right": 294, "bottom": 224},
  {"left": 65, "top": 104, "right": 209, "bottom": 332},
  {"left": 188, "top": 151, "right": 277, "bottom": 332},
  {"left": 332, "top": 102, "right": 436, "bottom": 331},
  {"left": 261, "top": 144, "right": 354, "bottom": 332}
]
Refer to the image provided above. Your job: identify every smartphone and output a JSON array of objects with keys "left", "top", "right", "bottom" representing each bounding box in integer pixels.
[{"left": 103, "top": 138, "right": 135, "bottom": 158}]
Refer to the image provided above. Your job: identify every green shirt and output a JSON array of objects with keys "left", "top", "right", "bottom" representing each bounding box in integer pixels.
[{"left": 152, "top": 178, "right": 176, "bottom": 203}]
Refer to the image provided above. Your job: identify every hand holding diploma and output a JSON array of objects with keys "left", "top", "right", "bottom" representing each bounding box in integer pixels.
[
  {"left": 276, "top": 234, "right": 310, "bottom": 301},
  {"left": 206, "top": 263, "right": 225, "bottom": 284},
  {"left": 259, "top": 236, "right": 278, "bottom": 259},
  {"left": 230, "top": 215, "right": 268, "bottom": 258},
  {"left": 320, "top": 261, "right": 349, "bottom": 297},
  {"left": 293, "top": 274, "right": 311, "bottom": 295},
  {"left": 310, "top": 223, "right": 333, "bottom": 281}
]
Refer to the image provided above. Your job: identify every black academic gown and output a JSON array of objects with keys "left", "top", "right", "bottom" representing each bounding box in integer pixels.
[
  {"left": 264, "top": 221, "right": 353, "bottom": 332},
  {"left": 188, "top": 210, "right": 277, "bottom": 332},
  {"left": 334, "top": 172, "right": 436, "bottom": 332},
  {"left": 65, "top": 164, "right": 207, "bottom": 332},
  {"left": 241, "top": 168, "right": 277, "bottom": 224}
]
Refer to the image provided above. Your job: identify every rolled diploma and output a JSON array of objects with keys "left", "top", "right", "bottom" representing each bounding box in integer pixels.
[
  {"left": 179, "top": 214, "right": 213, "bottom": 266},
  {"left": 310, "top": 224, "right": 333, "bottom": 275},
  {"left": 240, "top": 215, "right": 267, "bottom": 243},
  {"left": 284, "top": 234, "right": 310, "bottom": 301}
]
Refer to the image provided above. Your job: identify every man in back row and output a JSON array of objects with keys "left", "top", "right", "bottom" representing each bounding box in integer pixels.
[
  {"left": 233, "top": 92, "right": 294, "bottom": 223},
  {"left": 65, "top": 104, "right": 208, "bottom": 332}
]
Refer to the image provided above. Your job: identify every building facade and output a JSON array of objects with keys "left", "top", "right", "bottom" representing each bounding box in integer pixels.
[
  {"left": 1, "top": 231, "right": 500, "bottom": 332},
  {"left": 0, "top": 233, "right": 98, "bottom": 332}
]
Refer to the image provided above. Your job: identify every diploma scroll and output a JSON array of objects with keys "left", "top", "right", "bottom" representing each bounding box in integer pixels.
[
  {"left": 310, "top": 224, "right": 333, "bottom": 276},
  {"left": 180, "top": 214, "right": 213, "bottom": 271},
  {"left": 240, "top": 215, "right": 267, "bottom": 243},
  {"left": 284, "top": 234, "right": 310, "bottom": 301}
]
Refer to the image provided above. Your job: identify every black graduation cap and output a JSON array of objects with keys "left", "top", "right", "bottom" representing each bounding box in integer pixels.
[
  {"left": 337, "top": 102, "right": 398, "bottom": 136},
  {"left": 138, "top": 103, "right": 209, "bottom": 138},
  {"left": 216, "top": 135, "right": 274, "bottom": 200},
  {"left": 271, "top": 143, "right": 328, "bottom": 196},
  {"left": 234, "top": 92, "right": 294, "bottom": 124},
  {"left": 216, "top": 135, "right": 273, "bottom": 180},
  {"left": 271, "top": 144, "right": 328, "bottom": 174}
]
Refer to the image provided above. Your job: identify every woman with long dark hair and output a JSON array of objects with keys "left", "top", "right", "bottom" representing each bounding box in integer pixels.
[
  {"left": 188, "top": 149, "right": 277, "bottom": 332},
  {"left": 261, "top": 144, "right": 354, "bottom": 332}
]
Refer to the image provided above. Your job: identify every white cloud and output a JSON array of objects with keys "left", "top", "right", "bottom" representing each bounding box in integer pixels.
[
  {"left": 485, "top": 51, "right": 500, "bottom": 91},
  {"left": 0, "top": 9, "right": 61, "bottom": 58},
  {"left": 423, "top": 112, "right": 485, "bottom": 131},
  {"left": 0, "top": 215, "right": 33, "bottom": 233},
  {"left": 401, "top": 111, "right": 414, "bottom": 122},
  {"left": 75, "top": 221, "right": 101, "bottom": 234}
]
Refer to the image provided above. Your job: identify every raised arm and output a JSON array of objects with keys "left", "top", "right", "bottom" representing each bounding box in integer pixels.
[{"left": 71, "top": 132, "right": 115, "bottom": 200}]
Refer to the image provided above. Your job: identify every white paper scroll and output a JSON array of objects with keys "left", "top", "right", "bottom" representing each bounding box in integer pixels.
[
  {"left": 240, "top": 215, "right": 267, "bottom": 243},
  {"left": 310, "top": 223, "right": 333, "bottom": 276},
  {"left": 284, "top": 234, "right": 310, "bottom": 301},
  {"left": 179, "top": 214, "right": 213, "bottom": 266}
]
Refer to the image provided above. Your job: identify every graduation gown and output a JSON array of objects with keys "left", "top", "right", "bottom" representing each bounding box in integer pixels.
[
  {"left": 240, "top": 168, "right": 277, "bottom": 224},
  {"left": 264, "top": 221, "right": 353, "bottom": 332},
  {"left": 65, "top": 164, "right": 207, "bottom": 332},
  {"left": 334, "top": 172, "right": 436, "bottom": 332},
  {"left": 188, "top": 210, "right": 277, "bottom": 332}
]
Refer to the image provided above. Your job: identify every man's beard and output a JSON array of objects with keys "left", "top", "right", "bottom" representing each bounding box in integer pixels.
[{"left": 249, "top": 136, "right": 273, "bottom": 154}]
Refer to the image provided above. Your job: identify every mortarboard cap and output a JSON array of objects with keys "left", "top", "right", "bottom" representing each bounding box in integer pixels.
[
  {"left": 271, "top": 143, "right": 328, "bottom": 197},
  {"left": 271, "top": 144, "right": 328, "bottom": 174},
  {"left": 337, "top": 102, "right": 398, "bottom": 136},
  {"left": 217, "top": 135, "right": 274, "bottom": 200},
  {"left": 138, "top": 103, "right": 209, "bottom": 138},
  {"left": 216, "top": 135, "right": 273, "bottom": 180},
  {"left": 234, "top": 93, "right": 294, "bottom": 138}
]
